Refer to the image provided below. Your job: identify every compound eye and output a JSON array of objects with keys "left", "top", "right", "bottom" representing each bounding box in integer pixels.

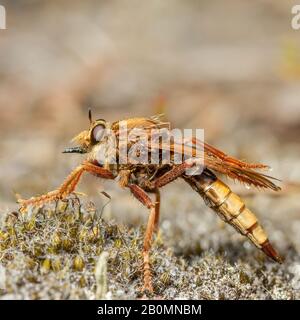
[{"left": 91, "top": 124, "right": 105, "bottom": 143}]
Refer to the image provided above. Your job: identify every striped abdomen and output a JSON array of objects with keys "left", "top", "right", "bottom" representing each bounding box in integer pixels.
[{"left": 184, "top": 170, "right": 282, "bottom": 263}]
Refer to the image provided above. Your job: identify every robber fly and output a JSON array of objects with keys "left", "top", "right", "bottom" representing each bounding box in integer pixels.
[{"left": 18, "top": 110, "right": 283, "bottom": 293}]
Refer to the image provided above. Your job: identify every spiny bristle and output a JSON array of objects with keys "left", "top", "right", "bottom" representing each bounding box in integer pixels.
[{"left": 261, "top": 240, "right": 283, "bottom": 264}]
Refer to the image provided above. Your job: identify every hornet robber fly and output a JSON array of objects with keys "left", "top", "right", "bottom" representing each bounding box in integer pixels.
[{"left": 18, "top": 110, "right": 283, "bottom": 293}]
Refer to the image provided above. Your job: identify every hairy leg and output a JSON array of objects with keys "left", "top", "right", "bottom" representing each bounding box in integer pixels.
[
  {"left": 153, "top": 189, "right": 160, "bottom": 232},
  {"left": 18, "top": 161, "right": 114, "bottom": 212},
  {"left": 143, "top": 161, "right": 195, "bottom": 189},
  {"left": 128, "top": 184, "right": 156, "bottom": 293}
]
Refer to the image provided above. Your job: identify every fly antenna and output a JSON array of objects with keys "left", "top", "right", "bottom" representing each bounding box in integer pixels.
[{"left": 88, "top": 108, "right": 93, "bottom": 124}]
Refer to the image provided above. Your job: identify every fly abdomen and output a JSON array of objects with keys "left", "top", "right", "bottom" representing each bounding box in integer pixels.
[{"left": 184, "top": 169, "right": 283, "bottom": 263}]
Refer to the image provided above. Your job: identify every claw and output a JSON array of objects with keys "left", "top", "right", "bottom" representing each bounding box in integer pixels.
[
  {"left": 16, "top": 190, "right": 62, "bottom": 214},
  {"left": 138, "top": 284, "right": 154, "bottom": 299},
  {"left": 142, "top": 285, "right": 153, "bottom": 294}
]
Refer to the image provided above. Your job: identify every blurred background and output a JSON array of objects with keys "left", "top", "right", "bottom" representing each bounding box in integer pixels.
[{"left": 0, "top": 1, "right": 300, "bottom": 259}]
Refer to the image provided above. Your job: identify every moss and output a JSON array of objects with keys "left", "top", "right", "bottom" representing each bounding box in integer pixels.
[{"left": 0, "top": 198, "right": 299, "bottom": 300}]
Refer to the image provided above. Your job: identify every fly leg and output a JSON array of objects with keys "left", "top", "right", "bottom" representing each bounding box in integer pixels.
[
  {"left": 137, "top": 162, "right": 198, "bottom": 231},
  {"left": 128, "top": 184, "right": 156, "bottom": 293},
  {"left": 146, "top": 188, "right": 161, "bottom": 233},
  {"left": 153, "top": 189, "right": 160, "bottom": 232},
  {"left": 18, "top": 161, "right": 114, "bottom": 212},
  {"left": 142, "top": 161, "right": 196, "bottom": 190}
]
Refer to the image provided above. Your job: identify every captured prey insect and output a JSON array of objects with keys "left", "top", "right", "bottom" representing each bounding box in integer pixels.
[{"left": 18, "top": 110, "right": 283, "bottom": 293}]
